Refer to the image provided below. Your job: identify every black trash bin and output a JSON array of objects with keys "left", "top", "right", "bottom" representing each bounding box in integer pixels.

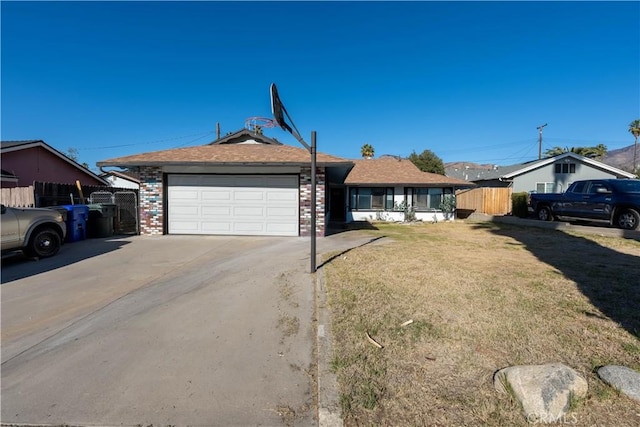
[{"left": 88, "top": 203, "right": 116, "bottom": 238}]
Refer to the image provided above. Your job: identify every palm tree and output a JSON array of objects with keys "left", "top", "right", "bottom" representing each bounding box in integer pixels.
[
  {"left": 544, "top": 146, "right": 569, "bottom": 157},
  {"left": 544, "top": 144, "right": 607, "bottom": 159},
  {"left": 592, "top": 143, "right": 608, "bottom": 160},
  {"left": 629, "top": 119, "right": 640, "bottom": 173},
  {"left": 573, "top": 144, "right": 607, "bottom": 159},
  {"left": 361, "top": 144, "right": 374, "bottom": 159}
]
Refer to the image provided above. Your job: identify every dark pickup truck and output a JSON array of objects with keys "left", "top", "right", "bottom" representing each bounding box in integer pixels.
[{"left": 529, "top": 179, "right": 640, "bottom": 230}]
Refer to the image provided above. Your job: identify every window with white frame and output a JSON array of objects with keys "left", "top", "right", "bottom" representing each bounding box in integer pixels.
[
  {"left": 349, "top": 187, "right": 394, "bottom": 210},
  {"left": 408, "top": 187, "right": 452, "bottom": 211},
  {"left": 535, "top": 182, "right": 556, "bottom": 193}
]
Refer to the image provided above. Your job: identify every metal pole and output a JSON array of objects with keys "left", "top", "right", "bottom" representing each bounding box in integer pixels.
[
  {"left": 538, "top": 127, "right": 543, "bottom": 159},
  {"left": 310, "top": 131, "right": 317, "bottom": 273},
  {"left": 537, "top": 123, "right": 547, "bottom": 159}
]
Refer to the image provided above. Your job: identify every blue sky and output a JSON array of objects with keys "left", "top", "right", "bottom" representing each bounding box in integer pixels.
[{"left": 2, "top": 1, "right": 639, "bottom": 172}]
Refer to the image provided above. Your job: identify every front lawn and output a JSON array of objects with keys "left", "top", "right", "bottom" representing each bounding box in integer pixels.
[{"left": 325, "top": 222, "right": 640, "bottom": 426}]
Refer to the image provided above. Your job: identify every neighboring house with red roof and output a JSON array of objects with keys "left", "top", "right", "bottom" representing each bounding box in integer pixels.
[
  {"left": 97, "top": 129, "right": 473, "bottom": 237},
  {"left": 1, "top": 140, "right": 108, "bottom": 188}
]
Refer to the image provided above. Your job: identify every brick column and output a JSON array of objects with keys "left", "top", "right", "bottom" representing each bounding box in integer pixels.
[
  {"left": 300, "top": 167, "right": 326, "bottom": 236},
  {"left": 139, "top": 166, "right": 164, "bottom": 235}
]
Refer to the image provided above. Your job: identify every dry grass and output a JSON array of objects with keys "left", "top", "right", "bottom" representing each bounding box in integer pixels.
[{"left": 324, "top": 221, "right": 640, "bottom": 426}]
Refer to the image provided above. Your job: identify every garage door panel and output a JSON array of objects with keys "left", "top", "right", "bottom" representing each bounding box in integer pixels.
[
  {"left": 170, "top": 221, "right": 200, "bottom": 233},
  {"left": 202, "top": 206, "right": 232, "bottom": 216},
  {"left": 170, "top": 206, "right": 200, "bottom": 216},
  {"left": 234, "top": 191, "right": 265, "bottom": 201},
  {"left": 233, "top": 222, "right": 265, "bottom": 233},
  {"left": 201, "top": 222, "right": 232, "bottom": 233},
  {"left": 202, "top": 190, "right": 232, "bottom": 201},
  {"left": 267, "top": 191, "right": 298, "bottom": 202},
  {"left": 168, "top": 174, "right": 298, "bottom": 236},
  {"left": 169, "top": 189, "right": 199, "bottom": 200},
  {"left": 267, "top": 207, "right": 297, "bottom": 218},
  {"left": 234, "top": 206, "right": 265, "bottom": 217}
]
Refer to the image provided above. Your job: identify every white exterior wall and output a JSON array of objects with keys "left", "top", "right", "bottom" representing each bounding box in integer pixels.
[
  {"left": 105, "top": 175, "right": 140, "bottom": 189},
  {"left": 346, "top": 185, "right": 452, "bottom": 223},
  {"left": 348, "top": 209, "right": 450, "bottom": 223}
]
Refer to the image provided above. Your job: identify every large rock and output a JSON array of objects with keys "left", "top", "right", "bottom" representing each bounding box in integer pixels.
[
  {"left": 597, "top": 365, "right": 640, "bottom": 402},
  {"left": 494, "top": 363, "right": 588, "bottom": 424}
]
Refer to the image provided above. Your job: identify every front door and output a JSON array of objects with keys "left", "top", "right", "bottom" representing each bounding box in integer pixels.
[{"left": 329, "top": 188, "right": 345, "bottom": 222}]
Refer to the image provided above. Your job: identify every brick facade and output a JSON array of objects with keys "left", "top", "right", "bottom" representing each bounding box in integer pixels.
[
  {"left": 138, "top": 166, "right": 164, "bottom": 235},
  {"left": 299, "top": 167, "right": 326, "bottom": 237},
  {"left": 136, "top": 167, "right": 327, "bottom": 236}
]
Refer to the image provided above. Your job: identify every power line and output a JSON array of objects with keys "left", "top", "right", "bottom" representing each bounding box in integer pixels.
[{"left": 78, "top": 130, "right": 215, "bottom": 150}]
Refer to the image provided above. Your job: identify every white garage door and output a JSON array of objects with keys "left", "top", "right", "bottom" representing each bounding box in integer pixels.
[{"left": 168, "top": 175, "right": 299, "bottom": 236}]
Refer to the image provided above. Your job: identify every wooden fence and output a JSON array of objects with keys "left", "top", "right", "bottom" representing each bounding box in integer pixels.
[
  {"left": 1, "top": 183, "right": 126, "bottom": 208},
  {"left": 1, "top": 185, "right": 35, "bottom": 207},
  {"left": 455, "top": 187, "right": 512, "bottom": 216}
]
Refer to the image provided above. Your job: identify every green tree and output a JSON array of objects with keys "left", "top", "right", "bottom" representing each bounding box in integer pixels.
[
  {"left": 544, "top": 146, "right": 569, "bottom": 157},
  {"left": 629, "top": 119, "right": 640, "bottom": 173},
  {"left": 408, "top": 149, "right": 445, "bottom": 175},
  {"left": 573, "top": 144, "right": 607, "bottom": 159},
  {"left": 544, "top": 144, "right": 607, "bottom": 160},
  {"left": 361, "top": 143, "right": 374, "bottom": 159},
  {"left": 65, "top": 147, "right": 89, "bottom": 169}
]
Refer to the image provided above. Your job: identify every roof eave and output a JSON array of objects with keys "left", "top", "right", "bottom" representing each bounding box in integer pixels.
[
  {"left": 3, "top": 140, "right": 109, "bottom": 185},
  {"left": 97, "top": 160, "right": 354, "bottom": 168},
  {"left": 345, "top": 181, "right": 476, "bottom": 186}
]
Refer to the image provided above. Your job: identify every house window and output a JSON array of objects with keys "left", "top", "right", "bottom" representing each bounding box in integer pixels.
[
  {"left": 349, "top": 187, "right": 394, "bottom": 210},
  {"left": 554, "top": 163, "right": 576, "bottom": 174},
  {"left": 535, "top": 182, "right": 556, "bottom": 193},
  {"left": 409, "top": 187, "right": 452, "bottom": 210}
]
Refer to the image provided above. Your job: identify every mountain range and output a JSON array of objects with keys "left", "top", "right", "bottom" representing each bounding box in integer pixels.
[{"left": 445, "top": 144, "right": 638, "bottom": 173}]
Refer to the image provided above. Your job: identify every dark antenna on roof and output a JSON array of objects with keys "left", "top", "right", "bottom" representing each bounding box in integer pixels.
[{"left": 216, "top": 122, "right": 221, "bottom": 139}]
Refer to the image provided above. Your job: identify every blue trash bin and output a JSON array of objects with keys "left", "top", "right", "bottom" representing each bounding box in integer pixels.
[{"left": 59, "top": 205, "right": 89, "bottom": 243}]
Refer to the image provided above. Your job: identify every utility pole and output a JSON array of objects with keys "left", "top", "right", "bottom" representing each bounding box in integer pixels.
[{"left": 537, "top": 123, "right": 548, "bottom": 159}]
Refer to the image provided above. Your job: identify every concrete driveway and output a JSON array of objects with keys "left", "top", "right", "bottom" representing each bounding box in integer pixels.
[{"left": 1, "top": 231, "right": 376, "bottom": 426}]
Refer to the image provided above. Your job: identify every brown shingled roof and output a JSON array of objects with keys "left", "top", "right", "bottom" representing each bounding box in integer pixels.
[
  {"left": 345, "top": 158, "right": 474, "bottom": 186},
  {"left": 97, "top": 144, "right": 351, "bottom": 167}
]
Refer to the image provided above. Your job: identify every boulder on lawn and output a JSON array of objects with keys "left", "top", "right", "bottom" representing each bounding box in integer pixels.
[
  {"left": 494, "top": 363, "right": 588, "bottom": 424},
  {"left": 597, "top": 365, "right": 640, "bottom": 402}
]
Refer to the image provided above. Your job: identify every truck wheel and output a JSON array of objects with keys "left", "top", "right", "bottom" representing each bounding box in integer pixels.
[
  {"left": 26, "top": 227, "right": 61, "bottom": 258},
  {"left": 536, "top": 206, "right": 553, "bottom": 222},
  {"left": 615, "top": 208, "right": 639, "bottom": 230}
]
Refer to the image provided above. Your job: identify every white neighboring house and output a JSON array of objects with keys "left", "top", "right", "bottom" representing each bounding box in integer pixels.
[
  {"left": 344, "top": 157, "right": 474, "bottom": 222},
  {"left": 100, "top": 170, "right": 140, "bottom": 189}
]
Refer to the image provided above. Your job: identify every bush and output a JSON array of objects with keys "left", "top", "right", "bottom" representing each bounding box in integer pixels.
[{"left": 512, "top": 192, "right": 529, "bottom": 218}]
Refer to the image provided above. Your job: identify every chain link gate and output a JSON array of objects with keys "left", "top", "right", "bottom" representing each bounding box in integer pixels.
[{"left": 89, "top": 191, "right": 139, "bottom": 235}]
